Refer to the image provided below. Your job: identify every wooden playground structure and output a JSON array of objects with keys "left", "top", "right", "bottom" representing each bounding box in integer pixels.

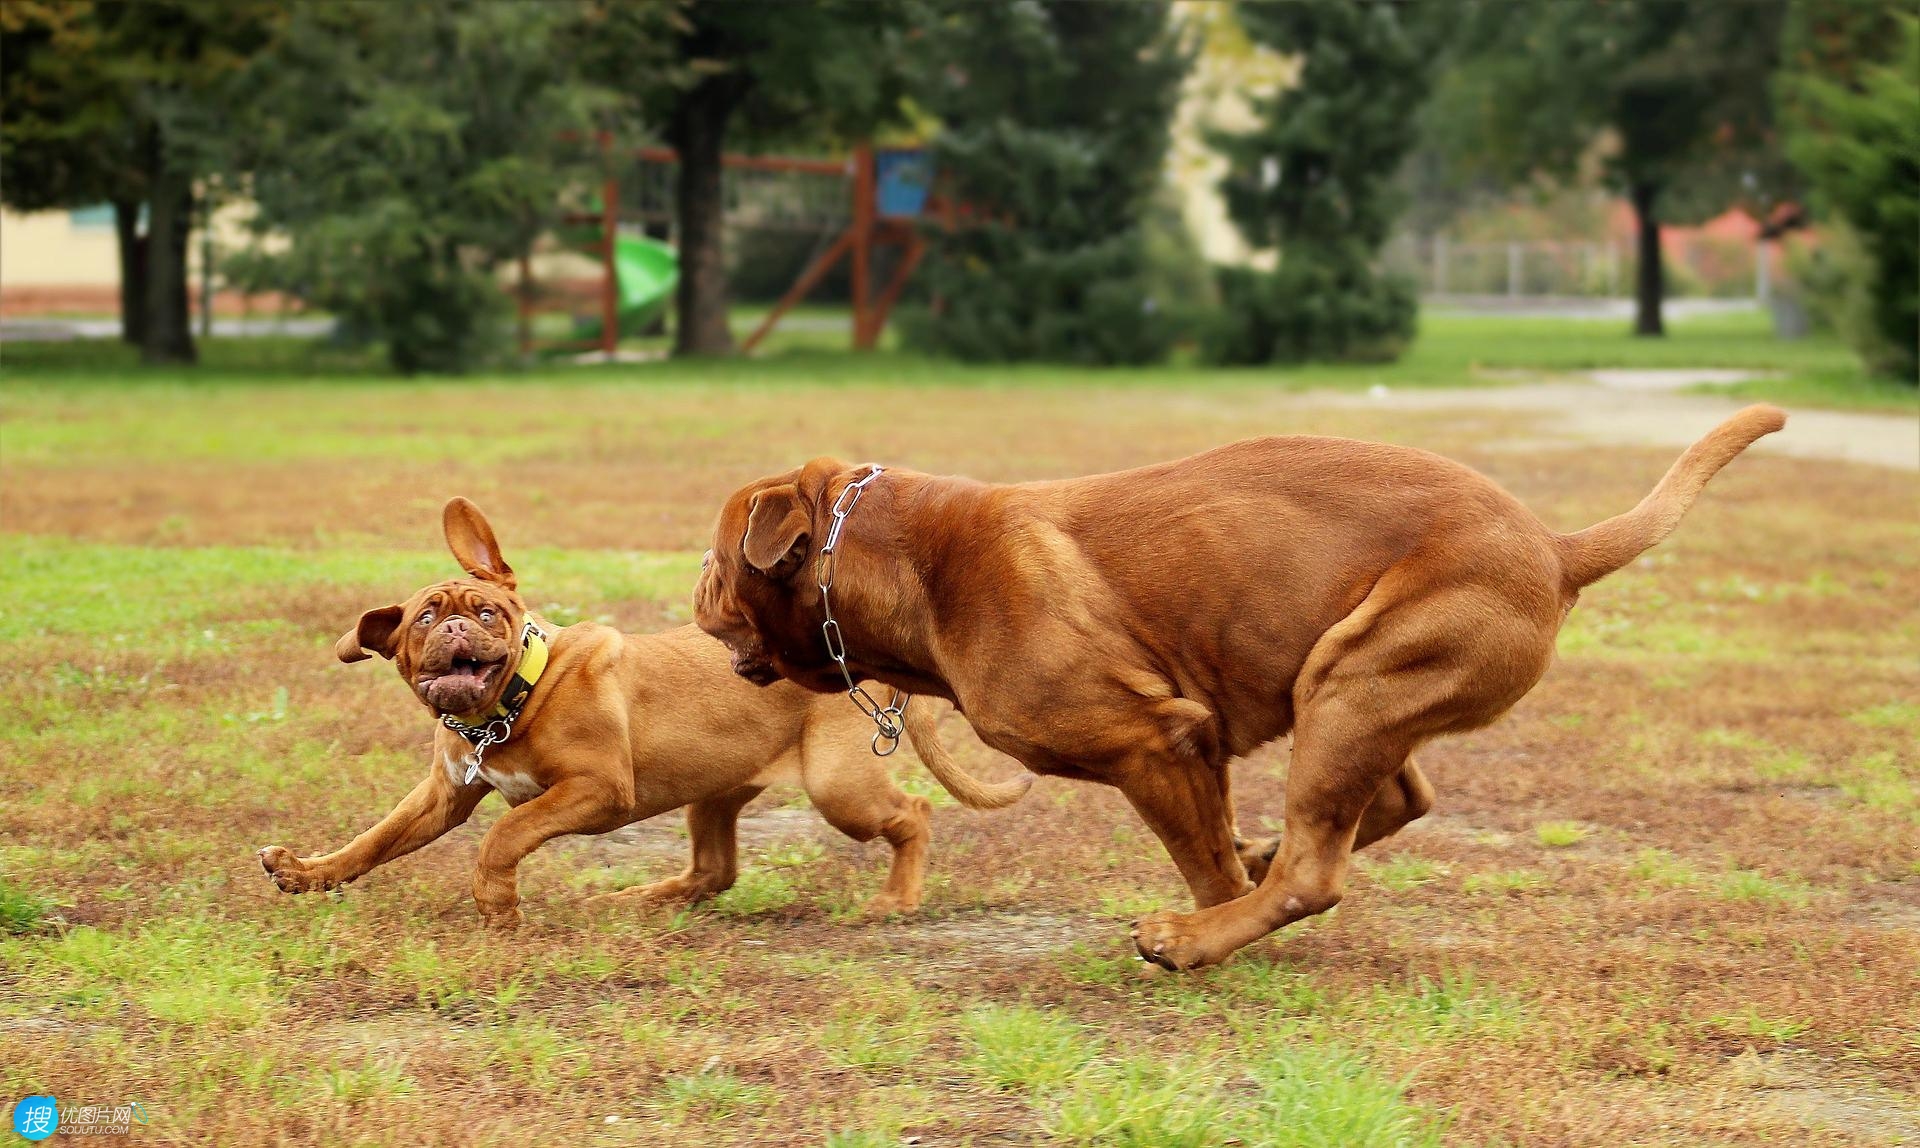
[{"left": 518, "top": 135, "right": 943, "bottom": 357}]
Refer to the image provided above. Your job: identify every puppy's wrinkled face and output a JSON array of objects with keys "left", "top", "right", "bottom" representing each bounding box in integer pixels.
[
  {"left": 694, "top": 460, "right": 845, "bottom": 692},
  {"left": 340, "top": 579, "right": 527, "bottom": 718},
  {"left": 339, "top": 494, "right": 532, "bottom": 719}
]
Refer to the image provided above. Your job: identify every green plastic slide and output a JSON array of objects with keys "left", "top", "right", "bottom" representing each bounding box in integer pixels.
[{"left": 571, "top": 233, "right": 678, "bottom": 344}]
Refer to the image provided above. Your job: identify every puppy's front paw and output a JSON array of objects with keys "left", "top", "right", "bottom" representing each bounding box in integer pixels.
[
  {"left": 1130, "top": 909, "right": 1231, "bottom": 972},
  {"left": 258, "top": 845, "right": 323, "bottom": 894}
]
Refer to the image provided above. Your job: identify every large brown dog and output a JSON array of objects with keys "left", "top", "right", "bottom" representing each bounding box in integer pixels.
[
  {"left": 694, "top": 406, "right": 1786, "bottom": 969},
  {"left": 259, "top": 498, "right": 1027, "bottom": 927}
]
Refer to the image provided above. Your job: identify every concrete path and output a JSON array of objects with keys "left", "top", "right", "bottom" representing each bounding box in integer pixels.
[
  {"left": 1310, "top": 375, "right": 1917, "bottom": 471},
  {"left": 0, "top": 316, "right": 333, "bottom": 341}
]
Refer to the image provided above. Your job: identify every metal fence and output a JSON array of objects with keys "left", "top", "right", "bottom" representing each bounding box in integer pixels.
[{"left": 1382, "top": 234, "right": 1770, "bottom": 301}]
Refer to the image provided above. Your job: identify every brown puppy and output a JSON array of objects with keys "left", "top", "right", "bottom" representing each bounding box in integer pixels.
[
  {"left": 694, "top": 406, "right": 1786, "bottom": 969},
  {"left": 259, "top": 498, "right": 1027, "bottom": 928}
]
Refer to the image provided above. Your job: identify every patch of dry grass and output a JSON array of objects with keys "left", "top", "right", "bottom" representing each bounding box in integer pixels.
[{"left": 2, "top": 366, "right": 1914, "bottom": 1145}]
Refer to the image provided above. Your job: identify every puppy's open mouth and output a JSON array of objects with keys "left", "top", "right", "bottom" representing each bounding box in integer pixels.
[{"left": 418, "top": 657, "right": 504, "bottom": 714}]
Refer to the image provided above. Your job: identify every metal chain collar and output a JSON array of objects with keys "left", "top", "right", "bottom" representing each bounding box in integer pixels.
[
  {"left": 442, "top": 713, "right": 514, "bottom": 785},
  {"left": 816, "top": 464, "right": 911, "bottom": 756}
]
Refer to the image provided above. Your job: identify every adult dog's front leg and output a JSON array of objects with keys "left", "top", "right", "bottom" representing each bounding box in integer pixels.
[
  {"left": 471, "top": 777, "right": 629, "bottom": 928},
  {"left": 259, "top": 769, "right": 486, "bottom": 894}
]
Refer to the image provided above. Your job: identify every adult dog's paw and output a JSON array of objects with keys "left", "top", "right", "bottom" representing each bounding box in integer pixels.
[
  {"left": 257, "top": 845, "right": 323, "bottom": 894},
  {"left": 860, "top": 891, "right": 920, "bottom": 918},
  {"left": 1130, "top": 909, "right": 1232, "bottom": 972},
  {"left": 478, "top": 902, "right": 524, "bottom": 932}
]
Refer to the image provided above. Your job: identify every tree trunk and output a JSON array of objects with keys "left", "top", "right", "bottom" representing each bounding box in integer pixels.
[
  {"left": 113, "top": 198, "right": 148, "bottom": 347},
  {"left": 669, "top": 77, "right": 745, "bottom": 357},
  {"left": 1630, "top": 181, "right": 1664, "bottom": 338},
  {"left": 141, "top": 167, "right": 197, "bottom": 365}
]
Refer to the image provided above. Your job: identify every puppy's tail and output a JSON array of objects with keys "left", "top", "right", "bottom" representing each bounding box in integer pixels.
[
  {"left": 903, "top": 701, "right": 1032, "bottom": 810},
  {"left": 1556, "top": 404, "right": 1785, "bottom": 591}
]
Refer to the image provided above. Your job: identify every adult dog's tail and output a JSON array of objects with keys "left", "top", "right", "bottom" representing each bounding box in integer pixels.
[
  {"left": 1557, "top": 404, "right": 1786, "bottom": 591},
  {"left": 903, "top": 702, "right": 1032, "bottom": 810}
]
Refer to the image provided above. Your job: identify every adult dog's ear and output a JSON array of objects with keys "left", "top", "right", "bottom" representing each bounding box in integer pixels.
[
  {"left": 336, "top": 605, "right": 405, "bottom": 663},
  {"left": 741, "top": 484, "right": 811, "bottom": 578},
  {"left": 443, "top": 497, "right": 516, "bottom": 589}
]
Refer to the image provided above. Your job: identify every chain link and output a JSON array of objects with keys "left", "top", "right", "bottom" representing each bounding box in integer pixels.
[
  {"left": 816, "top": 464, "right": 911, "bottom": 756},
  {"left": 443, "top": 714, "right": 515, "bottom": 784}
]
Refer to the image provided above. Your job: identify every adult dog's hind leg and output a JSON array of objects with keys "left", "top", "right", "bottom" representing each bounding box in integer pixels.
[
  {"left": 1230, "top": 757, "right": 1426, "bottom": 887},
  {"left": 1133, "top": 705, "right": 1413, "bottom": 971},
  {"left": 1354, "top": 757, "right": 1434, "bottom": 851},
  {"left": 1132, "top": 572, "right": 1552, "bottom": 970}
]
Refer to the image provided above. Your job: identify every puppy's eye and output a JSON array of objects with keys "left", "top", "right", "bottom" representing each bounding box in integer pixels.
[
  {"left": 417, "top": 609, "right": 435, "bottom": 627},
  {"left": 479, "top": 609, "right": 495, "bottom": 623}
]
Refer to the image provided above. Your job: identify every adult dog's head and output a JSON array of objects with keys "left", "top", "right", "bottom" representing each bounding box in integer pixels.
[
  {"left": 336, "top": 498, "right": 533, "bottom": 720},
  {"left": 694, "top": 458, "right": 855, "bottom": 693}
]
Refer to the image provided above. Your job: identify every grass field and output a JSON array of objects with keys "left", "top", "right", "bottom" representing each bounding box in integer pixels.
[
  {"left": 2, "top": 314, "right": 1916, "bottom": 1145},
  {"left": 8, "top": 308, "right": 1914, "bottom": 414}
]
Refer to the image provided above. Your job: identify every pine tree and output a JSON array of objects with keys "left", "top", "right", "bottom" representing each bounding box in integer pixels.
[
  {"left": 901, "top": 0, "right": 1189, "bottom": 364},
  {"left": 1780, "top": 4, "right": 1918, "bottom": 381},
  {"left": 1201, "top": 0, "right": 1441, "bottom": 365}
]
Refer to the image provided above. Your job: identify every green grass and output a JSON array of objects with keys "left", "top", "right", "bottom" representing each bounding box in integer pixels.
[
  {"left": 2, "top": 308, "right": 1896, "bottom": 413},
  {"left": 0, "top": 535, "right": 701, "bottom": 642},
  {"left": 1359, "top": 854, "right": 1444, "bottom": 892},
  {"left": 1628, "top": 848, "right": 1816, "bottom": 907},
  {"left": 1536, "top": 821, "right": 1594, "bottom": 848},
  {"left": 657, "top": 1069, "right": 777, "bottom": 1121},
  {"left": 1462, "top": 869, "right": 1552, "bottom": 896},
  {"left": 0, "top": 879, "right": 48, "bottom": 935},
  {"left": 963, "top": 1004, "right": 1102, "bottom": 1093}
]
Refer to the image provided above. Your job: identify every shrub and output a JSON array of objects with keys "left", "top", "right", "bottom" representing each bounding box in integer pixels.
[{"left": 1203, "top": 257, "right": 1417, "bottom": 366}]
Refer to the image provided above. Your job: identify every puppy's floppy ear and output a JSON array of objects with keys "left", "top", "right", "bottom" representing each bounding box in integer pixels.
[
  {"left": 443, "top": 497, "right": 515, "bottom": 589},
  {"left": 336, "top": 605, "right": 405, "bottom": 663},
  {"left": 741, "top": 484, "right": 811, "bottom": 578}
]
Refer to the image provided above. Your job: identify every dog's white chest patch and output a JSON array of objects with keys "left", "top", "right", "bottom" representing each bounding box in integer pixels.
[
  {"left": 481, "top": 769, "right": 547, "bottom": 804},
  {"left": 441, "top": 748, "right": 547, "bottom": 805}
]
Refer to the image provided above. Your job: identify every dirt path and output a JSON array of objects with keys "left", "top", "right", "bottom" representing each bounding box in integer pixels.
[{"left": 1306, "top": 373, "right": 1917, "bottom": 471}]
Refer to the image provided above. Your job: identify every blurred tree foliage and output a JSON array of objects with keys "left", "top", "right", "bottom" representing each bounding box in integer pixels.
[
  {"left": 1200, "top": 1, "right": 1442, "bottom": 365},
  {"left": 898, "top": 0, "right": 1190, "bottom": 364},
  {"left": 230, "top": 1, "right": 610, "bottom": 374},
  {"left": 1778, "top": 3, "right": 1917, "bottom": 382},
  {"left": 1446, "top": 0, "right": 1792, "bottom": 337},
  {"left": 0, "top": 0, "right": 279, "bottom": 364}
]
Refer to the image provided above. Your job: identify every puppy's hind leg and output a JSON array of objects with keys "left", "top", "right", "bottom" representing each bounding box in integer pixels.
[
  {"left": 594, "top": 786, "right": 763, "bottom": 907},
  {"left": 805, "top": 746, "right": 931, "bottom": 917}
]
